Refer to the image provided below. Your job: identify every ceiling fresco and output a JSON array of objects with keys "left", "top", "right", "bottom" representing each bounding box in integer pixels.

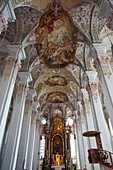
[
  {"left": 45, "top": 75, "right": 68, "bottom": 86},
  {"left": 37, "top": 85, "right": 75, "bottom": 101},
  {"left": 34, "top": 68, "right": 79, "bottom": 89},
  {"left": 46, "top": 91, "right": 68, "bottom": 103},
  {"left": 35, "top": 9, "right": 77, "bottom": 68},
  {"left": 8, "top": 0, "right": 106, "bottom": 119}
]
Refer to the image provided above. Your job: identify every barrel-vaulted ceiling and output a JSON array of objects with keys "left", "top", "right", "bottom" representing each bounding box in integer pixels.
[
  {"left": 7, "top": 0, "right": 105, "bottom": 119},
  {"left": 12, "top": 0, "right": 101, "bottom": 8}
]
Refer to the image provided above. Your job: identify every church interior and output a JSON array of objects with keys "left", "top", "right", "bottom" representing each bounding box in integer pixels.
[{"left": 0, "top": 0, "right": 113, "bottom": 170}]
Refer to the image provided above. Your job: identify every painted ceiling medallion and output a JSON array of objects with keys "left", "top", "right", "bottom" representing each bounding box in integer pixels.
[
  {"left": 47, "top": 92, "right": 68, "bottom": 103},
  {"left": 35, "top": 7, "right": 77, "bottom": 68},
  {"left": 45, "top": 75, "right": 68, "bottom": 86}
]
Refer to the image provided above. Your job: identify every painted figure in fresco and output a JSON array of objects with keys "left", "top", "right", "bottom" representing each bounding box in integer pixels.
[
  {"left": 47, "top": 92, "right": 68, "bottom": 103},
  {"left": 45, "top": 75, "right": 67, "bottom": 86},
  {"left": 35, "top": 9, "right": 77, "bottom": 68}
]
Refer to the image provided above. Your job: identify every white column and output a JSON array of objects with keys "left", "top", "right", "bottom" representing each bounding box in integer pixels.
[
  {"left": 32, "top": 118, "right": 40, "bottom": 170},
  {"left": 0, "top": 45, "right": 25, "bottom": 153},
  {"left": 74, "top": 122, "right": 81, "bottom": 170},
  {"left": 81, "top": 88, "right": 101, "bottom": 170},
  {"left": 81, "top": 88, "right": 98, "bottom": 147},
  {"left": 75, "top": 111, "right": 86, "bottom": 169},
  {"left": 86, "top": 70, "right": 112, "bottom": 152},
  {"left": 25, "top": 102, "right": 38, "bottom": 170},
  {"left": 78, "top": 100, "right": 94, "bottom": 170},
  {"left": 93, "top": 43, "right": 113, "bottom": 129},
  {"left": 1, "top": 72, "right": 30, "bottom": 170},
  {"left": 16, "top": 89, "right": 35, "bottom": 170}
]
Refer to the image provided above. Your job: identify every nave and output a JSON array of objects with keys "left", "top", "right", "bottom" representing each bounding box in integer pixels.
[{"left": 0, "top": 0, "right": 113, "bottom": 170}]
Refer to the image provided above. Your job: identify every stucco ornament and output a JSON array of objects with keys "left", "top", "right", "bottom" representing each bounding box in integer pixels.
[{"left": 0, "top": 12, "right": 7, "bottom": 34}]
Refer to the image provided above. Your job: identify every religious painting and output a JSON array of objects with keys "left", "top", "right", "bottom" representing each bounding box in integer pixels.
[
  {"left": 45, "top": 75, "right": 68, "bottom": 86},
  {"left": 35, "top": 9, "right": 77, "bottom": 68},
  {"left": 46, "top": 91, "right": 68, "bottom": 103},
  {"left": 53, "top": 135, "right": 63, "bottom": 155}
]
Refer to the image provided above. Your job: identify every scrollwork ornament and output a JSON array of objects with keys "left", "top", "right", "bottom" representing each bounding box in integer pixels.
[
  {"left": 16, "top": 84, "right": 28, "bottom": 102},
  {"left": 3, "top": 58, "right": 21, "bottom": 80},
  {"left": 101, "top": 65, "right": 112, "bottom": 79},
  {"left": 97, "top": 56, "right": 112, "bottom": 78},
  {"left": 25, "top": 99, "right": 34, "bottom": 106},
  {"left": 76, "top": 118, "right": 80, "bottom": 128},
  {"left": 81, "top": 115, "right": 85, "bottom": 124},
  {"left": 0, "top": 12, "right": 7, "bottom": 34},
  {"left": 97, "top": 56, "right": 111, "bottom": 65},
  {"left": 89, "top": 83, "right": 98, "bottom": 102},
  {"left": 83, "top": 99, "right": 91, "bottom": 115}
]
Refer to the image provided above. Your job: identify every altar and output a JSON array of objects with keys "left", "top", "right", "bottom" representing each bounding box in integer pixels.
[
  {"left": 51, "top": 165, "right": 65, "bottom": 170},
  {"left": 43, "top": 116, "right": 71, "bottom": 169}
]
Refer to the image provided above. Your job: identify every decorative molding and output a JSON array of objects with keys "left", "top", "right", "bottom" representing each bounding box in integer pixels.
[
  {"left": 25, "top": 99, "right": 34, "bottom": 106},
  {"left": 5, "top": 58, "right": 21, "bottom": 68},
  {"left": 91, "top": 6, "right": 99, "bottom": 42},
  {"left": 5, "top": 58, "right": 16, "bottom": 65},
  {"left": 89, "top": 82, "right": 98, "bottom": 102},
  {"left": 3, "top": 58, "right": 20, "bottom": 80},
  {"left": 32, "top": 110, "right": 37, "bottom": 116},
  {"left": 82, "top": 99, "right": 90, "bottom": 105},
  {"left": 86, "top": 70, "right": 97, "bottom": 83},
  {"left": 101, "top": 65, "right": 112, "bottom": 79},
  {"left": 97, "top": 56, "right": 111, "bottom": 65},
  {"left": 76, "top": 118, "right": 80, "bottom": 128},
  {"left": 69, "top": 3, "right": 93, "bottom": 40},
  {"left": 16, "top": 83, "right": 28, "bottom": 99},
  {"left": 82, "top": 99, "right": 91, "bottom": 115},
  {"left": 97, "top": 56, "right": 112, "bottom": 78}
]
